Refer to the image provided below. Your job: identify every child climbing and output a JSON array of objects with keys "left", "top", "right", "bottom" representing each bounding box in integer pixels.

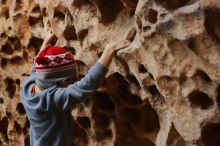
[{"left": 21, "top": 29, "right": 130, "bottom": 146}]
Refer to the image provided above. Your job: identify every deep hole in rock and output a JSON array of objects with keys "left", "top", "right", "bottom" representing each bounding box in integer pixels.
[
  {"left": 90, "top": 0, "right": 124, "bottom": 23},
  {"left": 63, "top": 46, "right": 76, "bottom": 55},
  {"left": 187, "top": 90, "right": 214, "bottom": 110},
  {"left": 2, "top": 43, "right": 13, "bottom": 54},
  {"left": 143, "top": 26, "right": 151, "bottom": 32},
  {"left": 72, "top": 0, "right": 87, "bottom": 7},
  {"left": 8, "top": 37, "right": 22, "bottom": 51},
  {"left": 28, "top": 37, "right": 43, "bottom": 50},
  {"left": 167, "top": 123, "right": 185, "bottom": 146},
  {"left": 187, "top": 37, "right": 197, "bottom": 54},
  {"left": 42, "top": 8, "right": 47, "bottom": 16},
  {"left": 93, "top": 112, "right": 110, "bottom": 129},
  {"left": 5, "top": 77, "right": 16, "bottom": 99},
  {"left": 138, "top": 64, "right": 148, "bottom": 73},
  {"left": 179, "top": 74, "right": 188, "bottom": 85},
  {"left": 23, "top": 118, "right": 30, "bottom": 135},
  {"left": 193, "top": 70, "right": 212, "bottom": 83},
  {"left": 3, "top": 7, "right": 9, "bottom": 19},
  {"left": 16, "top": 102, "right": 26, "bottom": 115},
  {"left": 10, "top": 56, "right": 25, "bottom": 65},
  {"left": 0, "top": 117, "right": 9, "bottom": 142},
  {"left": 115, "top": 85, "right": 131, "bottom": 101},
  {"left": 216, "top": 85, "right": 220, "bottom": 111},
  {"left": 54, "top": 9, "right": 65, "bottom": 20},
  {"left": 76, "top": 116, "right": 91, "bottom": 129},
  {"left": 22, "top": 73, "right": 30, "bottom": 77},
  {"left": 1, "top": 58, "right": 8, "bottom": 68},
  {"left": 2, "top": 0, "right": 7, "bottom": 4},
  {"left": 14, "top": 121, "right": 22, "bottom": 134},
  {"left": 32, "top": 5, "right": 41, "bottom": 13},
  {"left": 149, "top": 73, "right": 154, "bottom": 80},
  {"left": 28, "top": 16, "right": 43, "bottom": 26},
  {"left": 146, "top": 8, "right": 158, "bottom": 24},
  {"left": 92, "top": 92, "right": 115, "bottom": 115},
  {"left": 122, "top": 107, "right": 142, "bottom": 125},
  {"left": 129, "top": 10, "right": 135, "bottom": 16},
  {"left": 155, "top": 0, "right": 191, "bottom": 10},
  {"left": 22, "top": 50, "right": 28, "bottom": 60},
  {"left": 205, "top": 8, "right": 220, "bottom": 42},
  {"left": 63, "top": 25, "right": 77, "bottom": 40},
  {"left": 0, "top": 32, "right": 7, "bottom": 38},
  {"left": 74, "top": 125, "right": 88, "bottom": 146},
  {"left": 201, "top": 123, "right": 220, "bottom": 146},
  {"left": 127, "top": 94, "right": 143, "bottom": 105},
  {"left": 0, "top": 97, "right": 4, "bottom": 104},
  {"left": 139, "top": 137, "right": 155, "bottom": 146},
  {"left": 126, "top": 74, "right": 141, "bottom": 89},
  {"left": 77, "top": 29, "right": 88, "bottom": 41},
  {"left": 126, "top": 27, "right": 137, "bottom": 42},
  {"left": 6, "top": 111, "right": 12, "bottom": 118},
  {"left": 106, "top": 72, "right": 130, "bottom": 88},
  {"left": 25, "top": 135, "right": 30, "bottom": 146},
  {"left": 148, "top": 85, "right": 160, "bottom": 96},
  {"left": 143, "top": 104, "right": 160, "bottom": 132},
  {"left": 137, "top": 17, "right": 142, "bottom": 30},
  {"left": 95, "top": 129, "right": 113, "bottom": 141},
  {"left": 15, "top": 0, "right": 22, "bottom": 11},
  {"left": 114, "top": 121, "right": 138, "bottom": 146},
  {"left": 13, "top": 13, "right": 22, "bottom": 22}
]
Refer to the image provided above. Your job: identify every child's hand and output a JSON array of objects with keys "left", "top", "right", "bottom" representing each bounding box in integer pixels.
[
  {"left": 98, "top": 40, "right": 131, "bottom": 68},
  {"left": 44, "top": 29, "right": 57, "bottom": 46},
  {"left": 105, "top": 40, "right": 131, "bottom": 54},
  {"left": 39, "top": 29, "right": 57, "bottom": 53}
]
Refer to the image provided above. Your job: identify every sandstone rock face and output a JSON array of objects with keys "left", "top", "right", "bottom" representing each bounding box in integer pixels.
[{"left": 0, "top": 0, "right": 220, "bottom": 146}]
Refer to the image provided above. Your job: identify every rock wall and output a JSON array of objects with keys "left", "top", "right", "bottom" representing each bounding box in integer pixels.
[{"left": 0, "top": 0, "right": 220, "bottom": 146}]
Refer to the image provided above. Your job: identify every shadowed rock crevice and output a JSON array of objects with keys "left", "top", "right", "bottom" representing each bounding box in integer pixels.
[
  {"left": 4, "top": 77, "right": 16, "bottom": 99},
  {"left": 63, "top": 25, "right": 77, "bottom": 40},
  {"left": 187, "top": 90, "right": 214, "bottom": 110},
  {"left": 89, "top": 0, "right": 125, "bottom": 23},
  {"left": 155, "top": 0, "right": 191, "bottom": 10},
  {"left": 201, "top": 123, "right": 220, "bottom": 146},
  {"left": 205, "top": 8, "right": 220, "bottom": 42},
  {"left": 167, "top": 123, "right": 186, "bottom": 146},
  {"left": 53, "top": 9, "right": 65, "bottom": 20},
  {"left": 77, "top": 29, "right": 89, "bottom": 41},
  {"left": 147, "top": 9, "right": 158, "bottom": 24},
  {"left": 16, "top": 102, "right": 26, "bottom": 116},
  {"left": 138, "top": 64, "right": 148, "bottom": 73},
  {"left": 193, "top": 69, "right": 212, "bottom": 83},
  {"left": 15, "top": 0, "right": 23, "bottom": 11},
  {"left": 0, "top": 117, "right": 9, "bottom": 142},
  {"left": 1, "top": 58, "right": 8, "bottom": 68},
  {"left": 76, "top": 116, "right": 91, "bottom": 129},
  {"left": 28, "top": 37, "right": 43, "bottom": 54},
  {"left": 29, "top": 16, "right": 43, "bottom": 27}
]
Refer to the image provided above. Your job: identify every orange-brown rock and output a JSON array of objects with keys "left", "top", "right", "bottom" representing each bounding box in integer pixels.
[{"left": 1, "top": 0, "right": 220, "bottom": 146}]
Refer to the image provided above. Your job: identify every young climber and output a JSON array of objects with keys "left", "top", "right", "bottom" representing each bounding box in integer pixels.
[{"left": 21, "top": 29, "right": 130, "bottom": 146}]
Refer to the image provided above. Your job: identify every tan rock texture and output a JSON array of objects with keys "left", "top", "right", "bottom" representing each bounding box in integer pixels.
[{"left": 1, "top": 0, "right": 220, "bottom": 146}]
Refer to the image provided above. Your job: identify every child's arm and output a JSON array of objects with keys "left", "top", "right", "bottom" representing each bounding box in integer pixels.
[
  {"left": 32, "top": 41, "right": 131, "bottom": 111},
  {"left": 98, "top": 40, "right": 130, "bottom": 67}
]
